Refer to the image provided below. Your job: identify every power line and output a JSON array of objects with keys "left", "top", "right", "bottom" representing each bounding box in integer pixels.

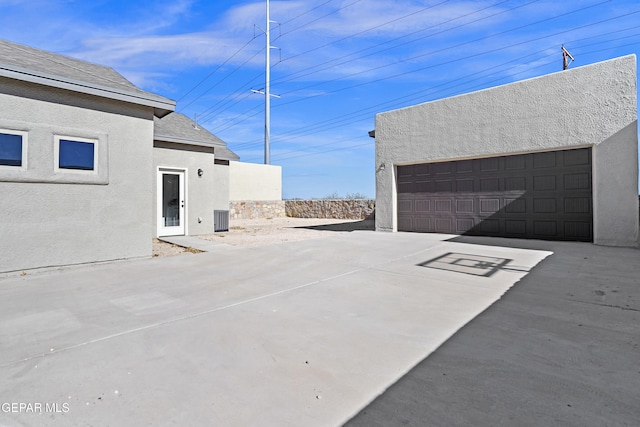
[
  {"left": 275, "top": 0, "right": 613, "bottom": 97},
  {"left": 206, "top": 2, "right": 637, "bottom": 158},
  {"left": 185, "top": 47, "right": 265, "bottom": 116},
  {"left": 271, "top": 0, "right": 509, "bottom": 86},
  {"left": 241, "top": 34, "right": 640, "bottom": 164},
  {"left": 176, "top": 35, "right": 259, "bottom": 107},
  {"left": 234, "top": 23, "right": 640, "bottom": 156},
  {"left": 208, "top": 0, "right": 518, "bottom": 136},
  {"left": 278, "top": 0, "right": 335, "bottom": 27},
  {"left": 276, "top": 0, "right": 366, "bottom": 39},
  {"left": 273, "top": 0, "right": 453, "bottom": 68},
  {"left": 255, "top": 3, "right": 639, "bottom": 120},
  {"left": 210, "top": 0, "right": 549, "bottom": 131}
]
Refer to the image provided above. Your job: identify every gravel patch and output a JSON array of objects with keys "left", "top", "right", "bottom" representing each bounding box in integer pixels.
[
  {"left": 152, "top": 238, "right": 189, "bottom": 257},
  {"left": 200, "top": 217, "right": 374, "bottom": 248},
  {"left": 152, "top": 218, "right": 374, "bottom": 257}
]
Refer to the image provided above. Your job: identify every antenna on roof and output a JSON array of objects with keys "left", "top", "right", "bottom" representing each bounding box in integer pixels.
[
  {"left": 562, "top": 45, "right": 574, "bottom": 70},
  {"left": 193, "top": 114, "right": 199, "bottom": 130}
]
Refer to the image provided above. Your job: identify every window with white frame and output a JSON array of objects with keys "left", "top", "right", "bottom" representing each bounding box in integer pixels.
[
  {"left": 0, "top": 130, "right": 27, "bottom": 169},
  {"left": 54, "top": 136, "right": 98, "bottom": 173}
]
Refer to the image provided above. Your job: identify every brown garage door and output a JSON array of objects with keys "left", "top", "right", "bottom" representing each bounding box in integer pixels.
[{"left": 397, "top": 148, "right": 592, "bottom": 241}]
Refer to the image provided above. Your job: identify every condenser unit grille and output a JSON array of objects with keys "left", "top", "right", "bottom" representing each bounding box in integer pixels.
[{"left": 214, "top": 210, "right": 229, "bottom": 232}]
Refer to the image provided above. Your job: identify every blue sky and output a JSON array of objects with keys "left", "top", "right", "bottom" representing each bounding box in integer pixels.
[{"left": 1, "top": 0, "right": 638, "bottom": 198}]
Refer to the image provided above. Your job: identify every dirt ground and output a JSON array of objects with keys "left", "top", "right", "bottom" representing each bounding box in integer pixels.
[{"left": 152, "top": 217, "right": 375, "bottom": 257}]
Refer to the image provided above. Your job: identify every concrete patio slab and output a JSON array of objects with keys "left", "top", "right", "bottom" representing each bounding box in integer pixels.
[
  {"left": 0, "top": 231, "right": 550, "bottom": 426},
  {"left": 345, "top": 236, "right": 640, "bottom": 427}
]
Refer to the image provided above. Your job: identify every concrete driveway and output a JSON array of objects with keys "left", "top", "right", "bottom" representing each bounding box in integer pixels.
[{"left": 0, "top": 229, "right": 637, "bottom": 426}]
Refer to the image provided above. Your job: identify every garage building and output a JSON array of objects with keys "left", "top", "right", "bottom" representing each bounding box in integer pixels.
[{"left": 373, "top": 55, "right": 638, "bottom": 247}]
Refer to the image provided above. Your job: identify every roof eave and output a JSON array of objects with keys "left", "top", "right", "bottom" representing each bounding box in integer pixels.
[
  {"left": 0, "top": 64, "right": 176, "bottom": 115},
  {"left": 154, "top": 134, "right": 220, "bottom": 148}
]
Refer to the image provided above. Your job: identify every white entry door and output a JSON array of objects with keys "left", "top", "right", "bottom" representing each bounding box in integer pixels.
[{"left": 157, "top": 169, "right": 185, "bottom": 237}]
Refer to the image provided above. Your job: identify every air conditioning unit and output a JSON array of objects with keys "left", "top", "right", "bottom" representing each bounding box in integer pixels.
[{"left": 214, "top": 210, "right": 229, "bottom": 232}]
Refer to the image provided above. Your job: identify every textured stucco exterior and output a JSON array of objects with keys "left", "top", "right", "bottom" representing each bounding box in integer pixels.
[
  {"left": 0, "top": 79, "right": 155, "bottom": 273},
  {"left": 229, "top": 161, "right": 282, "bottom": 201},
  {"left": 375, "top": 55, "right": 638, "bottom": 247},
  {"left": 213, "top": 163, "right": 230, "bottom": 211},
  {"left": 153, "top": 142, "right": 216, "bottom": 236}
]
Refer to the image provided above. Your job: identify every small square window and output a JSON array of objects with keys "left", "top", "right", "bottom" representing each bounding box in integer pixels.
[
  {"left": 55, "top": 136, "right": 98, "bottom": 173},
  {"left": 0, "top": 132, "right": 24, "bottom": 167}
]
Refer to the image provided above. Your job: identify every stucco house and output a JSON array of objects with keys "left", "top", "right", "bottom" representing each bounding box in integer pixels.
[
  {"left": 153, "top": 113, "right": 239, "bottom": 237},
  {"left": 373, "top": 55, "right": 638, "bottom": 247},
  {"left": 0, "top": 39, "right": 238, "bottom": 274}
]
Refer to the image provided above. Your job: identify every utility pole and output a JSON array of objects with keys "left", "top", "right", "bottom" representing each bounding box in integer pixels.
[
  {"left": 251, "top": 0, "right": 280, "bottom": 164},
  {"left": 265, "top": 0, "right": 272, "bottom": 164},
  {"left": 562, "top": 45, "right": 574, "bottom": 70}
]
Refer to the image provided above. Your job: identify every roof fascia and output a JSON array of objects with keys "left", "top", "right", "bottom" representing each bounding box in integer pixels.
[{"left": 0, "top": 63, "right": 176, "bottom": 116}]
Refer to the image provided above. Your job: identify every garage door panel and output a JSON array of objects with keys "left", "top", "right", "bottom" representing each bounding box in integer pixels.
[
  {"left": 565, "top": 198, "right": 591, "bottom": 214},
  {"left": 476, "top": 219, "right": 500, "bottom": 233},
  {"left": 564, "top": 173, "right": 591, "bottom": 190},
  {"left": 456, "top": 218, "right": 475, "bottom": 233},
  {"left": 415, "top": 199, "right": 430, "bottom": 212},
  {"left": 415, "top": 217, "right": 431, "bottom": 231},
  {"left": 480, "top": 198, "right": 500, "bottom": 214},
  {"left": 533, "top": 175, "right": 557, "bottom": 191},
  {"left": 433, "top": 162, "right": 452, "bottom": 175},
  {"left": 505, "top": 220, "right": 527, "bottom": 235},
  {"left": 397, "top": 216, "right": 413, "bottom": 231},
  {"left": 506, "top": 155, "right": 526, "bottom": 170},
  {"left": 456, "top": 199, "right": 474, "bottom": 213},
  {"left": 435, "top": 180, "right": 453, "bottom": 192},
  {"left": 480, "top": 157, "right": 500, "bottom": 171},
  {"left": 396, "top": 148, "right": 592, "bottom": 242},
  {"left": 533, "top": 198, "right": 558, "bottom": 214},
  {"left": 505, "top": 177, "right": 527, "bottom": 191},
  {"left": 564, "top": 221, "right": 592, "bottom": 240},
  {"left": 504, "top": 198, "right": 526, "bottom": 213},
  {"left": 564, "top": 149, "right": 590, "bottom": 166},
  {"left": 480, "top": 178, "right": 500, "bottom": 192},
  {"left": 456, "top": 179, "right": 474, "bottom": 192},
  {"left": 533, "top": 221, "right": 557, "bottom": 237},
  {"left": 456, "top": 160, "right": 474, "bottom": 173},
  {"left": 533, "top": 151, "right": 557, "bottom": 168},
  {"left": 435, "top": 217, "right": 453, "bottom": 233},
  {"left": 435, "top": 199, "right": 452, "bottom": 213}
]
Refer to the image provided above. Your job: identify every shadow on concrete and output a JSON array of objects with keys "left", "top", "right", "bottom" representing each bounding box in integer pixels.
[
  {"left": 344, "top": 237, "right": 640, "bottom": 427},
  {"left": 293, "top": 219, "right": 375, "bottom": 232},
  {"left": 445, "top": 234, "right": 591, "bottom": 252},
  {"left": 417, "top": 252, "right": 519, "bottom": 277}
]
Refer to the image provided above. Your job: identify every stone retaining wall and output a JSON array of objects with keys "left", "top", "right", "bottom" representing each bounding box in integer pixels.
[
  {"left": 229, "top": 201, "right": 286, "bottom": 219},
  {"left": 285, "top": 199, "right": 375, "bottom": 220}
]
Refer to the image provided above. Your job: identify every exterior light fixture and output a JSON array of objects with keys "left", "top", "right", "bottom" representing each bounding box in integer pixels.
[{"left": 197, "top": 168, "right": 204, "bottom": 177}]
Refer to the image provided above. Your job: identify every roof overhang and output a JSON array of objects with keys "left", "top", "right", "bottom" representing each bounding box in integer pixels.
[
  {"left": 0, "top": 63, "right": 175, "bottom": 117},
  {"left": 154, "top": 134, "right": 220, "bottom": 148}
]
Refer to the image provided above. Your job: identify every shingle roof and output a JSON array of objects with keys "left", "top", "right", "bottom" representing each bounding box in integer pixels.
[
  {"left": 154, "top": 113, "right": 240, "bottom": 161},
  {"left": 0, "top": 39, "right": 174, "bottom": 117}
]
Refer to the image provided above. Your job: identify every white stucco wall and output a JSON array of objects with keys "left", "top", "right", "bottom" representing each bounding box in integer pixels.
[
  {"left": 0, "top": 78, "right": 155, "bottom": 273},
  {"left": 153, "top": 143, "right": 216, "bottom": 236},
  {"left": 229, "top": 161, "right": 282, "bottom": 201},
  {"left": 375, "top": 55, "right": 638, "bottom": 247}
]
